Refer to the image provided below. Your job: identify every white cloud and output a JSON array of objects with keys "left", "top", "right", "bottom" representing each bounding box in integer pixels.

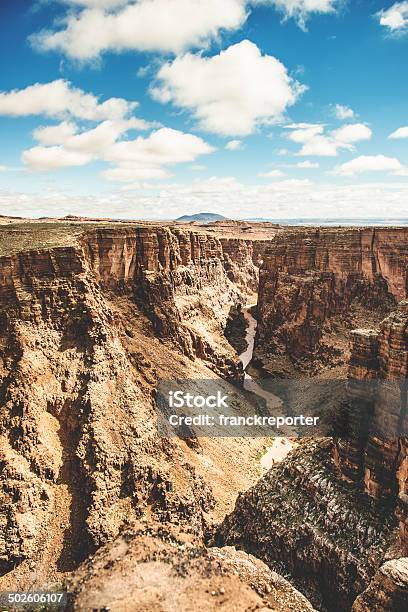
[
  {"left": 226, "top": 140, "right": 243, "bottom": 151},
  {"left": 284, "top": 123, "right": 323, "bottom": 142},
  {"left": 0, "top": 80, "right": 138, "bottom": 122},
  {"left": 64, "top": 119, "right": 141, "bottom": 154},
  {"left": 120, "top": 182, "right": 157, "bottom": 191},
  {"left": 33, "top": 0, "right": 248, "bottom": 60},
  {"left": 32, "top": 1, "right": 342, "bottom": 61},
  {"left": 263, "top": 0, "right": 339, "bottom": 29},
  {"left": 152, "top": 40, "right": 305, "bottom": 136},
  {"left": 102, "top": 166, "right": 172, "bottom": 181},
  {"left": 58, "top": 0, "right": 128, "bottom": 7},
  {"left": 102, "top": 127, "right": 214, "bottom": 182},
  {"left": 376, "top": 2, "right": 408, "bottom": 33},
  {"left": 258, "top": 169, "right": 286, "bottom": 178},
  {"left": 389, "top": 126, "right": 408, "bottom": 139},
  {"left": 334, "top": 104, "right": 355, "bottom": 120},
  {"left": 191, "top": 164, "right": 207, "bottom": 171},
  {"left": 284, "top": 122, "right": 372, "bottom": 156},
  {"left": 4, "top": 180, "right": 408, "bottom": 221},
  {"left": 332, "top": 123, "right": 372, "bottom": 143},
  {"left": 295, "top": 160, "right": 320, "bottom": 168},
  {"left": 23, "top": 123, "right": 214, "bottom": 177},
  {"left": 284, "top": 124, "right": 342, "bottom": 156},
  {"left": 104, "top": 127, "right": 214, "bottom": 167},
  {"left": 32, "top": 121, "right": 78, "bottom": 145},
  {"left": 333, "top": 155, "right": 403, "bottom": 176},
  {"left": 22, "top": 146, "right": 93, "bottom": 171}
]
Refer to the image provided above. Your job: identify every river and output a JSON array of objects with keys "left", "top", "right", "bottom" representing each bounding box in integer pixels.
[{"left": 239, "top": 306, "right": 295, "bottom": 470}]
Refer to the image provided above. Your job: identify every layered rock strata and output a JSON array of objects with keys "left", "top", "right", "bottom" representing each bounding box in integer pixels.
[
  {"left": 256, "top": 228, "right": 408, "bottom": 374},
  {"left": 335, "top": 301, "right": 408, "bottom": 546},
  {"left": 0, "top": 225, "right": 265, "bottom": 589}
]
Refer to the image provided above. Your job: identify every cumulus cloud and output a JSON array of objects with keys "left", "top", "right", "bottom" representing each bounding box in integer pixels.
[
  {"left": 32, "top": 0, "right": 248, "bottom": 60},
  {"left": 22, "top": 146, "right": 93, "bottom": 171},
  {"left": 389, "top": 126, "right": 408, "bottom": 139},
  {"left": 103, "top": 127, "right": 214, "bottom": 168},
  {"left": 258, "top": 169, "right": 286, "bottom": 178},
  {"left": 100, "top": 128, "right": 214, "bottom": 181},
  {"left": 284, "top": 122, "right": 372, "bottom": 156},
  {"left": 102, "top": 166, "right": 172, "bottom": 181},
  {"left": 31, "top": 0, "right": 342, "bottom": 61},
  {"left": 58, "top": 0, "right": 129, "bottom": 7},
  {"left": 0, "top": 80, "right": 139, "bottom": 122},
  {"left": 226, "top": 140, "right": 243, "bottom": 151},
  {"left": 333, "top": 154, "right": 403, "bottom": 176},
  {"left": 152, "top": 40, "right": 305, "bottom": 136},
  {"left": 334, "top": 104, "right": 355, "bottom": 120},
  {"left": 32, "top": 121, "right": 78, "bottom": 145},
  {"left": 33, "top": 1, "right": 342, "bottom": 61},
  {"left": 332, "top": 123, "right": 372, "bottom": 143},
  {"left": 23, "top": 125, "right": 214, "bottom": 175},
  {"left": 376, "top": 2, "right": 408, "bottom": 33}
]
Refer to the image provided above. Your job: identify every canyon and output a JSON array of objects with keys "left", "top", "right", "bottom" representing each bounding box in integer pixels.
[{"left": 0, "top": 219, "right": 407, "bottom": 610}]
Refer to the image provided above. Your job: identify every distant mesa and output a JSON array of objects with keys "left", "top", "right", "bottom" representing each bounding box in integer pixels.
[{"left": 175, "top": 212, "right": 227, "bottom": 223}]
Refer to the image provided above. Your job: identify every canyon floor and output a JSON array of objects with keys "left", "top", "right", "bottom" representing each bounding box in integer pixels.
[{"left": 0, "top": 217, "right": 407, "bottom": 611}]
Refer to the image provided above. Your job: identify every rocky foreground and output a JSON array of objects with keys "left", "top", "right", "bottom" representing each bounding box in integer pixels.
[{"left": 0, "top": 219, "right": 407, "bottom": 610}]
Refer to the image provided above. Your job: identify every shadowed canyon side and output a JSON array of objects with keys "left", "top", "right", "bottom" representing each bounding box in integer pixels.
[
  {"left": 255, "top": 228, "right": 408, "bottom": 376},
  {"left": 216, "top": 303, "right": 408, "bottom": 609},
  {"left": 0, "top": 221, "right": 407, "bottom": 610}
]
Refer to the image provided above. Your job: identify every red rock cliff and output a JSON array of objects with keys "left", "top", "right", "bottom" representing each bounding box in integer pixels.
[
  {"left": 0, "top": 225, "right": 262, "bottom": 586},
  {"left": 256, "top": 227, "right": 408, "bottom": 374}
]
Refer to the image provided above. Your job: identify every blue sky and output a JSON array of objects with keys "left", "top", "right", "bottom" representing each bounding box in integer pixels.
[{"left": 0, "top": 0, "right": 408, "bottom": 220}]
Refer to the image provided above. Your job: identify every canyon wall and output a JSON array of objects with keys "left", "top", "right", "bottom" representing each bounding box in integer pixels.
[
  {"left": 216, "top": 298, "right": 408, "bottom": 610},
  {"left": 82, "top": 227, "right": 260, "bottom": 377},
  {"left": 255, "top": 228, "right": 408, "bottom": 374},
  {"left": 0, "top": 225, "right": 263, "bottom": 588},
  {"left": 334, "top": 301, "right": 408, "bottom": 545}
]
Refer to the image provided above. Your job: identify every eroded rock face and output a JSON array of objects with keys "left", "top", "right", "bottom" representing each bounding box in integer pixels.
[
  {"left": 67, "top": 522, "right": 316, "bottom": 612},
  {"left": 255, "top": 228, "right": 408, "bottom": 374},
  {"left": 334, "top": 301, "right": 408, "bottom": 551},
  {"left": 351, "top": 558, "right": 408, "bottom": 611},
  {"left": 83, "top": 227, "right": 260, "bottom": 379},
  {"left": 215, "top": 439, "right": 398, "bottom": 611},
  {"left": 0, "top": 226, "right": 264, "bottom": 588}
]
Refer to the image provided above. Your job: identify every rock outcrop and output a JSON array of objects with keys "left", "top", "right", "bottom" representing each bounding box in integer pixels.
[
  {"left": 352, "top": 558, "right": 408, "bottom": 611},
  {"left": 67, "top": 522, "right": 316, "bottom": 611},
  {"left": 82, "top": 227, "right": 264, "bottom": 379},
  {"left": 215, "top": 439, "right": 398, "bottom": 611},
  {"left": 256, "top": 228, "right": 408, "bottom": 374},
  {"left": 2, "top": 220, "right": 407, "bottom": 611}
]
